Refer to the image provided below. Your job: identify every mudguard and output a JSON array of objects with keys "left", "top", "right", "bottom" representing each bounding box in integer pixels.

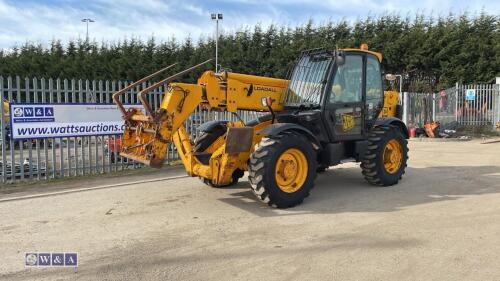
[
  {"left": 375, "top": 117, "right": 409, "bottom": 138},
  {"left": 258, "top": 123, "right": 321, "bottom": 148}
]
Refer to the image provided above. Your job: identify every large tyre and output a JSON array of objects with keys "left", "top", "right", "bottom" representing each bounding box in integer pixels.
[
  {"left": 193, "top": 124, "right": 227, "bottom": 153},
  {"left": 361, "top": 125, "right": 408, "bottom": 186},
  {"left": 248, "top": 132, "right": 317, "bottom": 208}
]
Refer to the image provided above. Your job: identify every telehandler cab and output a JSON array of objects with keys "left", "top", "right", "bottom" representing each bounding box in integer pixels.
[{"left": 113, "top": 45, "right": 409, "bottom": 208}]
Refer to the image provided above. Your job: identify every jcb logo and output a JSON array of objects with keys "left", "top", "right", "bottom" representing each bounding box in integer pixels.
[{"left": 342, "top": 114, "right": 355, "bottom": 132}]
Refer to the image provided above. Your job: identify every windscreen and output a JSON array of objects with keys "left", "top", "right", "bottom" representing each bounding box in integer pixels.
[{"left": 283, "top": 52, "right": 333, "bottom": 106}]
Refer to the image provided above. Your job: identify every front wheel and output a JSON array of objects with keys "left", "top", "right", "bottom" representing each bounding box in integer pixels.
[
  {"left": 248, "top": 132, "right": 317, "bottom": 208},
  {"left": 361, "top": 125, "right": 408, "bottom": 186}
]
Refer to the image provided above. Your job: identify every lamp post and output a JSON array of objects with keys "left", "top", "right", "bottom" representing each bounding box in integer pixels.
[
  {"left": 211, "top": 13, "right": 223, "bottom": 73},
  {"left": 81, "top": 18, "right": 95, "bottom": 42}
]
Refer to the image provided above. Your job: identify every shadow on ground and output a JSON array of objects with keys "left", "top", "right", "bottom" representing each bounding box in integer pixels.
[{"left": 218, "top": 165, "right": 500, "bottom": 217}]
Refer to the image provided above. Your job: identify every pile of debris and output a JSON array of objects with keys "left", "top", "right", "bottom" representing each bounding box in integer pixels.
[{"left": 410, "top": 121, "right": 459, "bottom": 138}]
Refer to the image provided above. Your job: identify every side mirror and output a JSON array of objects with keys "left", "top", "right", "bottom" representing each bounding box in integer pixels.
[
  {"left": 385, "top": 74, "right": 397, "bottom": 81},
  {"left": 336, "top": 52, "right": 345, "bottom": 66}
]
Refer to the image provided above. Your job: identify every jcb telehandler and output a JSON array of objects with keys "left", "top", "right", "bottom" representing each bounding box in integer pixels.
[{"left": 113, "top": 45, "right": 409, "bottom": 208}]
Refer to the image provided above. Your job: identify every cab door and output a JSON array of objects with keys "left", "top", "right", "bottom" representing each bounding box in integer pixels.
[{"left": 324, "top": 53, "right": 365, "bottom": 141}]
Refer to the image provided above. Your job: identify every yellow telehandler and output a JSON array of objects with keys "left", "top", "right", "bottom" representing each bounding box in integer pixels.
[{"left": 113, "top": 45, "right": 408, "bottom": 208}]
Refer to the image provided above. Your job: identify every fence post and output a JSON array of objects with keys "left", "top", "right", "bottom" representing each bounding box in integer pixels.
[
  {"left": 493, "top": 83, "right": 500, "bottom": 129},
  {"left": 0, "top": 76, "right": 5, "bottom": 183},
  {"left": 7, "top": 77, "right": 15, "bottom": 182},
  {"left": 455, "top": 82, "right": 459, "bottom": 123},
  {"left": 17, "top": 76, "right": 25, "bottom": 180},
  {"left": 432, "top": 92, "right": 436, "bottom": 122}
]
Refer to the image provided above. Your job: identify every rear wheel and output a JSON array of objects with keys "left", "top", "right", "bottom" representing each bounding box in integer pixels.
[
  {"left": 361, "top": 125, "right": 408, "bottom": 186},
  {"left": 248, "top": 132, "right": 317, "bottom": 208}
]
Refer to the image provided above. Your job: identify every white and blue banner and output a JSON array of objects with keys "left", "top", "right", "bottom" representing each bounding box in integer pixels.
[{"left": 9, "top": 103, "right": 141, "bottom": 140}]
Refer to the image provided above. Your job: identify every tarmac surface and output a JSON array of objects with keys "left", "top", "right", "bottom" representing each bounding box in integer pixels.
[{"left": 1, "top": 139, "right": 499, "bottom": 281}]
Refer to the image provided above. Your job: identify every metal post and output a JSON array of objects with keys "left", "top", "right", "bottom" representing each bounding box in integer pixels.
[
  {"left": 211, "top": 13, "right": 223, "bottom": 73},
  {"left": 403, "top": 92, "right": 408, "bottom": 125},
  {"left": 81, "top": 18, "right": 94, "bottom": 42},
  {"left": 491, "top": 83, "right": 500, "bottom": 128},
  {"left": 455, "top": 82, "right": 459, "bottom": 122},
  {"left": 215, "top": 20, "right": 218, "bottom": 73},
  {"left": 0, "top": 76, "right": 6, "bottom": 182},
  {"left": 432, "top": 92, "right": 436, "bottom": 122}
]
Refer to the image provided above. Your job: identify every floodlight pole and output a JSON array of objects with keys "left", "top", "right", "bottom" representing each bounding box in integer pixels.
[
  {"left": 211, "top": 13, "right": 223, "bottom": 73},
  {"left": 81, "top": 18, "right": 95, "bottom": 42}
]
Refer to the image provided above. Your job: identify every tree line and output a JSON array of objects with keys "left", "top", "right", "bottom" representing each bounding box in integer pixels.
[{"left": 0, "top": 13, "right": 498, "bottom": 91}]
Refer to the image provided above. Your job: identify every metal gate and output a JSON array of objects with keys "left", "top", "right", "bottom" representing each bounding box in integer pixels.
[
  {"left": 403, "top": 83, "right": 500, "bottom": 129},
  {"left": 0, "top": 76, "right": 262, "bottom": 183},
  {"left": 456, "top": 84, "right": 500, "bottom": 126}
]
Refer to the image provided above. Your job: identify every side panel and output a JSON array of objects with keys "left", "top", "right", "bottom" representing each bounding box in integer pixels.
[{"left": 226, "top": 79, "right": 285, "bottom": 112}]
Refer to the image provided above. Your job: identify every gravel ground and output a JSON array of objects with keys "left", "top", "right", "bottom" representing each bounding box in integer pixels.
[{"left": 0, "top": 139, "right": 499, "bottom": 281}]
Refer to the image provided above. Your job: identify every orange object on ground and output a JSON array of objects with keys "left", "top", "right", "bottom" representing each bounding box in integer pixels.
[{"left": 424, "top": 122, "right": 439, "bottom": 138}]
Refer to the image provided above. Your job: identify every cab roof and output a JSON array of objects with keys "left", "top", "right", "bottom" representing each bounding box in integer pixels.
[{"left": 341, "top": 48, "right": 383, "bottom": 62}]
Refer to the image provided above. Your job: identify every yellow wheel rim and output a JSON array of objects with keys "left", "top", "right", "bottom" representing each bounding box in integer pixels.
[
  {"left": 275, "top": 148, "right": 308, "bottom": 193},
  {"left": 383, "top": 139, "right": 402, "bottom": 174}
]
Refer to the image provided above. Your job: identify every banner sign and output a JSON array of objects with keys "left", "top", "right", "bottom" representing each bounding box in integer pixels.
[{"left": 9, "top": 103, "right": 141, "bottom": 140}]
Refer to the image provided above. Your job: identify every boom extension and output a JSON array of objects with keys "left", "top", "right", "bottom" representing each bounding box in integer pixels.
[{"left": 113, "top": 61, "right": 288, "bottom": 170}]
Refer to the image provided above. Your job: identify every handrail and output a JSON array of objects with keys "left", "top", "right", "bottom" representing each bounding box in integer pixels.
[
  {"left": 112, "top": 63, "right": 178, "bottom": 116},
  {"left": 137, "top": 59, "right": 213, "bottom": 117}
]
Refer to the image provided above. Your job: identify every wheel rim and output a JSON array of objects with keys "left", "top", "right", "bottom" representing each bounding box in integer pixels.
[
  {"left": 383, "top": 139, "right": 402, "bottom": 174},
  {"left": 275, "top": 148, "right": 308, "bottom": 193}
]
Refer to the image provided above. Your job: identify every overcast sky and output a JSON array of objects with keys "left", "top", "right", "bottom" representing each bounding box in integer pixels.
[{"left": 0, "top": 0, "right": 498, "bottom": 49}]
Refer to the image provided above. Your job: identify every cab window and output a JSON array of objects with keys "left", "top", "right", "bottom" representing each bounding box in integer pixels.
[
  {"left": 365, "top": 55, "right": 384, "bottom": 120},
  {"left": 329, "top": 55, "right": 363, "bottom": 104}
]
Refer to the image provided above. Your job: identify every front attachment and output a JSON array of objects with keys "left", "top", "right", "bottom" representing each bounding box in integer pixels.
[
  {"left": 113, "top": 60, "right": 212, "bottom": 168},
  {"left": 120, "top": 108, "right": 171, "bottom": 168}
]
